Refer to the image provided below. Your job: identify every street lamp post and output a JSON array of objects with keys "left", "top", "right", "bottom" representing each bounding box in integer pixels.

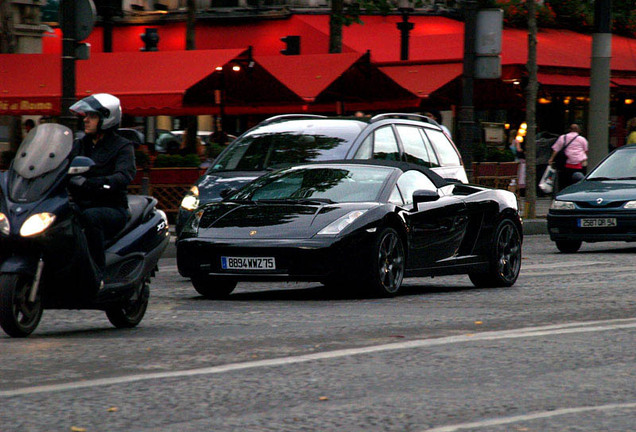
[
  {"left": 397, "top": 8, "right": 414, "bottom": 61},
  {"left": 60, "top": 0, "right": 76, "bottom": 129},
  {"left": 459, "top": 0, "right": 478, "bottom": 175}
]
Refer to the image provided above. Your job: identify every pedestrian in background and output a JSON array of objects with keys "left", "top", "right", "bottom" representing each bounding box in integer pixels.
[
  {"left": 627, "top": 118, "right": 636, "bottom": 145},
  {"left": 23, "top": 119, "right": 35, "bottom": 135},
  {"left": 548, "top": 124, "right": 588, "bottom": 191}
]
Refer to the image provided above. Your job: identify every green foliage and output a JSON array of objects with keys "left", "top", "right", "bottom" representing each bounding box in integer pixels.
[
  {"left": 153, "top": 153, "right": 201, "bottom": 168},
  {"left": 473, "top": 144, "right": 515, "bottom": 162},
  {"left": 135, "top": 150, "right": 150, "bottom": 169},
  {"left": 206, "top": 143, "right": 225, "bottom": 159},
  {"left": 495, "top": 0, "right": 556, "bottom": 28},
  {"left": 545, "top": 0, "right": 592, "bottom": 31}
]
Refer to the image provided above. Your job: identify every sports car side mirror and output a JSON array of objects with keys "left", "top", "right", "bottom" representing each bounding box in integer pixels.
[{"left": 413, "top": 189, "right": 439, "bottom": 206}]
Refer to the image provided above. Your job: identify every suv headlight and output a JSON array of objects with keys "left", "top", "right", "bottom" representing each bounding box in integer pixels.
[
  {"left": 317, "top": 210, "right": 367, "bottom": 235},
  {"left": 20, "top": 213, "right": 56, "bottom": 237},
  {"left": 180, "top": 186, "right": 199, "bottom": 211},
  {"left": 624, "top": 201, "right": 636, "bottom": 209},
  {"left": 550, "top": 200, "right": 575, "bottom": 210},
  {"left": 0, "top": 212, "right": 9, "bottom": 235}
]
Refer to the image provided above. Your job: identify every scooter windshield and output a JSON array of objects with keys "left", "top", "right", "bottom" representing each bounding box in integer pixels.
[{"left": 8, "top": 124, "right": 74, "bottom": 203}]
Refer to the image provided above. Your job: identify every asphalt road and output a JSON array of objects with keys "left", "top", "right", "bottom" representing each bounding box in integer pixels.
[{"left": 0, "top": 235, "right": 634, "bottom": 432}]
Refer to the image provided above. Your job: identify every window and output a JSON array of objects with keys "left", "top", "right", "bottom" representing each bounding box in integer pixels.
[
  {"left": 355, "top": 126, "right": 400, "bottom": 161},
  {"left": 396, "top": 170, "right": 437, "bottom": 204},
  {"left": 424, "top": 128, "right": 461, "bottom": 166},
  {"left": 396, "top": 125, "right": 439, "bottom": 168}
]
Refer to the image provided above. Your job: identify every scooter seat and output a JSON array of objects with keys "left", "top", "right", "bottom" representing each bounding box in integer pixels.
[{"left": 105, "top": 195, "right": 156, "bottom": 247}]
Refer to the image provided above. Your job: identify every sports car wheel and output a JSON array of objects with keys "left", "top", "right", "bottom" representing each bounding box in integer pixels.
[
  {"left": 555, "top": 239, "right": 581, "bottom": 253},
  {"left": 469, "top": 219, "right": 521, "bottom": 288},
  {"left": 363, "top": 227, "right": 405, "bottom": 297},
  {"left": 191, "top": 276, "right": 237, "bottom": 299}
]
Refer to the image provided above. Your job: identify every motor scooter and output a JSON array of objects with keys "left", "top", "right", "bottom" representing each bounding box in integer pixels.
[{"left": 0, "top": 124, "right": 170, "bottom": 337}]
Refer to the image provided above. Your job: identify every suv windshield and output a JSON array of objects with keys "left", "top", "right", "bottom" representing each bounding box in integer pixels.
[{"left": 208, "top": 120, "right": 364, "bottom": 173}]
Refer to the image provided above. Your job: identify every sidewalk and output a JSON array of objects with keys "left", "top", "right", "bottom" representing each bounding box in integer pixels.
[{"left": 520, "top": 196, "right": 551, "bottom": 235}]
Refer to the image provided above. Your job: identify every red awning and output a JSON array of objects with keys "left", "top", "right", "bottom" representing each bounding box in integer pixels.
[
  {"left": 612, "top": 77, "right": 636, "bottom": 89},
  {"left": 255, "top": 53, "right": 366, "bottom": 102},
  {"left": 255, "top": 53, "right": 419, "bottom": 110},
  {"left": 378, "top": 62, "right": 463, "bottom": 98},
  {"left": 0, "top": 49, "right": 250, "bottom": 116},
  {"left": 537, "top": 73, "right": 591, "bottom": 87}
]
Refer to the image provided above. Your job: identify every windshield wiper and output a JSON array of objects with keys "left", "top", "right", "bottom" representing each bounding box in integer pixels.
[{"left": 587, "top": 177, "right": 616, "bottom": 181}]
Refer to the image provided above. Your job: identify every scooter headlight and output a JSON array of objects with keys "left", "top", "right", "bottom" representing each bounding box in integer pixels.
[
  {"left": 180, "top": 186, "right": 199, "bottom": 211},
  {"left": 20, "top": 213, "right": 56, "bottom": 237},
  {"left": 0, "top": 212, "right": 9, "bottom": 236}
]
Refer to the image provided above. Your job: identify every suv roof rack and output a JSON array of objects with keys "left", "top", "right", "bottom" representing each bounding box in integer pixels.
[
  {"left": 370, "top": 113, "right": 440, "bottom": 127},
  {"left": 258, "top": 114, "right": 328, "bottom": 127}
]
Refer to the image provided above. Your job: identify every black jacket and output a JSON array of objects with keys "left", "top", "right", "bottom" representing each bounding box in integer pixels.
[{"left": 70, "top": 130, "right": 136, "bottom": 209}]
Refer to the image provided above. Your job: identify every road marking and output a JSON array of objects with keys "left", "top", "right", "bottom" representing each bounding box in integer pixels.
[
  {"left": 1, "top": 318, "right": 635, "bottom": 398},
  {"left": 420, "top": 402, "right": 636, "bottom": 432}
]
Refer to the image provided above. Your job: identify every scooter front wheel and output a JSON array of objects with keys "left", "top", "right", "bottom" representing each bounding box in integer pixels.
[
  {"left": 0, "top": 273, "right": 43, "bottom": 338},
  {"left": 105, "top": 279, "right": 149, "bottom": 328}
]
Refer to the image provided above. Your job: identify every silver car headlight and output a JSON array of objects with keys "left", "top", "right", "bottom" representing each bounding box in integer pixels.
[
  {"left": 0, "top": 212, "right": 9, "bottom": 235},
  {"left": 180, "top": 186, "right": 199, "bottom": 211},
  {"left": 624, "top": 201, "right": 636, "bottom": 209},
  {"left": 182, "top": 209, "right": 204, "bottom": 234},
  {"left": 20, "top": 213, "right": 56, "bottom": 237},
  {"left": 550, "top": 200, "right": 575, "bottom": 210},
  {"left": 317, "top": 210, "right": 368, "bottom": 235}
]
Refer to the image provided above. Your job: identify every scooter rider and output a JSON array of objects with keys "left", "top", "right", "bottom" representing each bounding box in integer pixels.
[{"left": 68, "top": 94, "right": 136, "bottom": 287}]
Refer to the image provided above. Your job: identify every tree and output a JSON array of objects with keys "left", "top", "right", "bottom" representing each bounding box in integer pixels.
[
  {"left": 328, "top": 0, "right": 408, "bottom": 54},
  {"left": 525, "top": 0, "right": 538, "bottom": 219}
]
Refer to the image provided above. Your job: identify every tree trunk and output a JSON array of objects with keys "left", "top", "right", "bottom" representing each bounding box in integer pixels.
[
  {"left": 184, "top": 0, "right": 198, "bottom": 155},
  {"left": 329, "top": 0, "right": 343, "bottom": 54},
  {"left": 525, "top": 0, "right": 538, "bottom": 219}
]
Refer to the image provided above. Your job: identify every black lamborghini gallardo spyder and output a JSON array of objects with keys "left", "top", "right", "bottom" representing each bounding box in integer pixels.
[{"left": 177, "top": 161, "right": 522, "bottom": 298}]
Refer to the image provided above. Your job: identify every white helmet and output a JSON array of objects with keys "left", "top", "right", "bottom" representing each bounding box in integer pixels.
[{"left": 69, "top": 93, "right": 122, "bottom": 131}]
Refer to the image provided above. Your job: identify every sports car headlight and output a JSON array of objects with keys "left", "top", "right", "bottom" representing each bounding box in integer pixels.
[
  {"left": 20, "top": 213, "right": 56, "bottom": 237},
  {"left": 550, "top": 200, "right": 575, "bottom": 210},
  {"left": 317, "top": 210, "right": 368, "bottom": 235},
  {"left": 180, "top": 186, "right": 199, "bottom": 211},
  {"left": 0, "top": 212, "right": 9, "bottom": 235},
  {"left": 624, "top": 201, "right": 636, "bottom": 209}
]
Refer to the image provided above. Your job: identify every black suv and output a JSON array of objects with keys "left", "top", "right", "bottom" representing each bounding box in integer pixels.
[{"left": 175, "top": 113, "right": 467, "bottom": 236}]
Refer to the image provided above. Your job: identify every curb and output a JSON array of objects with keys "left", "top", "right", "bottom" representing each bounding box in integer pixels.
[{"left": 523, "top": 219, "right": 548, "bottom": 235}]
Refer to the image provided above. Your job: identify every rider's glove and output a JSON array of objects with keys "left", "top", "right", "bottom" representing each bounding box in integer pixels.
[{"left": 69, "top": 176, "right": 88, "bottom": 189}]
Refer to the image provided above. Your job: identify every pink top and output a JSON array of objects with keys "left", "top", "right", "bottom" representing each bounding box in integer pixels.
[{"left": 552, "top": 132, "right": 588, "bottom": 165}]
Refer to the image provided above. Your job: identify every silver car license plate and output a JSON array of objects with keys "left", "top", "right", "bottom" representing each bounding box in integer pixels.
[
  {"left": 578, "top": 218, "right": 617, "bottom": 228},
  {"left": 221, "top": 256, "right": 276, "bottom": 270}
]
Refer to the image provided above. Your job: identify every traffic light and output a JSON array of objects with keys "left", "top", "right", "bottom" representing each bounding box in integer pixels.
[
  {"left": 280, "top": 35, "right": 300, "bottom": 55},
  {"left": 140, "top": 28, "right": 159, "bottom": 52}
]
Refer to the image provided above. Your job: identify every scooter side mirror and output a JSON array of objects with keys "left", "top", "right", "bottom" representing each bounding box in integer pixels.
[{"left": 68, "top": 156, "right": 96, "bottom": 175}]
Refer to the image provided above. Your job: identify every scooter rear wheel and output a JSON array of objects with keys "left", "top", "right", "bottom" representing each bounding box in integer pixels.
[
  {"left": 105, "top": 279, "right": 149, "bottom": 328},
  {"left": 0, "top": 273, "right": 43, "bottom": 338}
]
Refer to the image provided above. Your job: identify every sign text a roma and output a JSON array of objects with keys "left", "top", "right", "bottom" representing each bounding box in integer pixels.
[{"left": 0, "top": 99, "right": 59, "bottom": 115}]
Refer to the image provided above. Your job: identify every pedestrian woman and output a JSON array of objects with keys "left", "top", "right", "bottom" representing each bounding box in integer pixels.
[{"left": 548, "top": 124, "right": 588, "bottom": 191}]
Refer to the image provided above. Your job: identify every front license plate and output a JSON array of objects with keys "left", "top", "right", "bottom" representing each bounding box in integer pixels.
[
  {"left": 577, "top": 218, "right": 617, "bottom": 228},
  {"left": 221, "top": 256, "right": 276, "bottom": 270}
]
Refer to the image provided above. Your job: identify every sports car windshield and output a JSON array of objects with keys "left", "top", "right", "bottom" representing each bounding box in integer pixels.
[
  {"left": 230, "top": 165, "right": 393, "bottom": 203},
  {"left": 588, "top": 147, "right": 636, "bottom": 180},
  {"left": 208, "top": 120, "right": 363, "bottom": 173}
]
